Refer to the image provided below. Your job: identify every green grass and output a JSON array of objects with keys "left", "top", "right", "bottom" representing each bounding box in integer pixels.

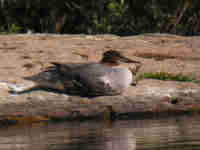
[{"left": 139, "top": 72, "right": 199, "bottom": 82}]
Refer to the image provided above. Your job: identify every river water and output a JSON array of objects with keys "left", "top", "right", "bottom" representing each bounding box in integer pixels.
[{"left": 0, "top": 115, "right": 200, "bottom": 150}]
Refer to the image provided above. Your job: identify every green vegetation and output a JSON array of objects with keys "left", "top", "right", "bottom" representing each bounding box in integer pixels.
[
  {"left": 139, "top": 72, "right": 200, "bottom": 82},
  {"left": 7, "top": 24, "right": 23, "bottom": 33},
  {"left": 0, "top": 0, "right": 200, "bottom": 35}
]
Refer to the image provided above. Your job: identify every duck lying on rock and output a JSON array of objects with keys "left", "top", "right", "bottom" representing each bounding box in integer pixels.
[{"left": 20, "top": 50, "right": 141, "bottom": 96}]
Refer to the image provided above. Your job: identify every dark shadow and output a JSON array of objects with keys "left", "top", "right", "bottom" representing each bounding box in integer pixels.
[{"left": 8, "top": 85, "right": 99, "bottom": 98}]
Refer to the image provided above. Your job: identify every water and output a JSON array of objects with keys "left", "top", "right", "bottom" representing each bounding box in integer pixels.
[{"left": 0, "top": 115, "right": 200, "bottom": 150}]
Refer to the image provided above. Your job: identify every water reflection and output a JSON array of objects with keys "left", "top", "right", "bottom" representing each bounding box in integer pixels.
[{"left": 0, "top": 115, "right": 200, "bottom": 150}]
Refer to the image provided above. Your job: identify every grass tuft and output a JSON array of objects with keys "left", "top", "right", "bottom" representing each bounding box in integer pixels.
[{"left": 139, "top": 72, "right": 199, "bottom": 82}]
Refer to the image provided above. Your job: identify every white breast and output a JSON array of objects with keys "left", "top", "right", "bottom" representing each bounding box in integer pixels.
[
  {"left": 113, "top": 66, "right": 133, "bottom": 87},
  {"left": 100, "top": 66, "right": 133, "bottom": 90}
]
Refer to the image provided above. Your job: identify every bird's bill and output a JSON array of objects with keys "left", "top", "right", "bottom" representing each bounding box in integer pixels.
[{"left": 119, "top": 55, "right": 141, "bottom": 64}]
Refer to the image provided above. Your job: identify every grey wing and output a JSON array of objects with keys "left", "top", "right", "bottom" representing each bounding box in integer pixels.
[
  {"left": 23, "top": 66, "right": 61, "bottom": 87},
  {"left": 72, "top": 64, "right": 118, "bottom": 95}
]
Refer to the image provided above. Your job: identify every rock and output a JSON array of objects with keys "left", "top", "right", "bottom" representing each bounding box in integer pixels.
[{"left": 0, "top": 33, "right": 200, "bottom": 125}]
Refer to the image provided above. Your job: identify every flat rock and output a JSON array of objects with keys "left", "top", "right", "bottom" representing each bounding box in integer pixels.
[{"left": 0, "top": 33, "right": 200, "bottom": 124}]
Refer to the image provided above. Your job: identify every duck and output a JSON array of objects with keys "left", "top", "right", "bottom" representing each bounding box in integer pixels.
[{"left": 22, "top": 50, "right": 141, "bottom": 96}]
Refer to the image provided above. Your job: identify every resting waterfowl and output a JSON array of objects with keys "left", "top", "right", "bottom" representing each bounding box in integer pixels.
[{"left": 23, "top": 50, "right": 141, "bottom": 96}]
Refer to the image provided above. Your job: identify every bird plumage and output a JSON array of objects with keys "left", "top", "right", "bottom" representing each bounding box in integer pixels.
[{"left": 23, "top": 50, "right": 141, "bottom": 96}]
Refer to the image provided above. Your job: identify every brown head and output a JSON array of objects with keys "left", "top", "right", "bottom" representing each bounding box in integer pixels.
[{"left": 101, "top": 50, "right": 141, "bottom": 65}]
